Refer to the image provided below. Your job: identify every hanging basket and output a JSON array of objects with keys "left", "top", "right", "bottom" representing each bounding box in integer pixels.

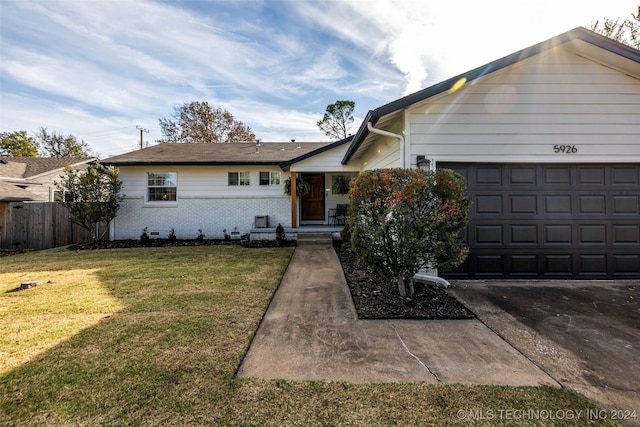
[{"left": 284, "top": 177, "right": 311, "bottom": 197}]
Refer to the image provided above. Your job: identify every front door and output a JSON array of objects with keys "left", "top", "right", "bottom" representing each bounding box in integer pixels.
[{"left": 301, "top": 174, "right": 325, "bottom": 221}]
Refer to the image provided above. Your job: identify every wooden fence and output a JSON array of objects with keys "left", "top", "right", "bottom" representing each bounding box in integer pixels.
[{"left": 0, "top": 202, "right": 108, "bottom": 252}]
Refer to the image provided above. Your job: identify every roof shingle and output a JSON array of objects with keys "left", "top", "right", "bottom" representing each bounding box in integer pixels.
[{"left": 101, "top": 142, "right": 333, "bottom": 166}]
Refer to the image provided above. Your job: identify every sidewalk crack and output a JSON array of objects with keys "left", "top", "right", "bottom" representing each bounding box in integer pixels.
[{"left": 388, "top": 321, "right": 441, "bottom": 382}]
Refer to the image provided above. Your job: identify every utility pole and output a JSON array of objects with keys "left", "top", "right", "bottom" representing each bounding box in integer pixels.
[{"left": 136, "top": 125, "right": 149, "bottom": 150}]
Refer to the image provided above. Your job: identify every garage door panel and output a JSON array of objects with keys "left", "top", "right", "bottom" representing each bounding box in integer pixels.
[
  {"left": 612, "top": 195, "right": 639, "bottom": 214},
  {"left": 475, "top": 225, "right": 503, "bottom": 245},
  {"left": 544, "top": 255, "right": 573, "bottom": 275},
  {"left": 510, "top": 195, "right": 537, "bottom": 214},
  {"left": 509, "top": 166, "right": 537, "bottom": 184},
  {"left": 543, "top": 166, "right": 571, "bottom": 185},
  {"left": 544, "top": 195, "right": 572, "bottom": 214},
  {"left": 510, "top": 255, "right": 538, "bottom": 275},
  {"left": 475, "top": 166, "right": 502, "bottom": 185},
  {"left": 544, "top": 225, "right": 572, "bottom": 244},
  {"left": 613, "top": 255, "right": 640, "bottom": 274},
  {"left": 476, "top": 256, "right": 504, "bottom": 274},
  {"left": 475, "top": 195, "right": 502, "bottom": 214},
  {"left": 579, "top": 255, "right": 607, "bottom": 275},
  {"left": 613, "top": 225, "right": 640, "bottom": 244},
  {"left": 511, "top": 225, "right": 538, "bottom": 244},
  {"left": 577, "top": 166, "right": 605, "bottom": 185},
  {"left": 579, "top": 225, "right": 607, "bottom": 245},
  {"left": 612, "top": 166, "right": 639, "bottom": 185},
  {"left": 439, "top": 162, "right": 640, "bottom": 279},
  {"left": 578, "top": 195, "right": 606, "bottom": 214}
]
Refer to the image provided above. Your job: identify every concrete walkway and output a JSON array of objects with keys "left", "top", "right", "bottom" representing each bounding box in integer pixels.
[{"left": 237, "top": 238, "right": 556, "bottom": 386}]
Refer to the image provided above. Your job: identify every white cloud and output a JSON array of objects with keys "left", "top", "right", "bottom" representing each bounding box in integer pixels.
[{"left": 1, "top": 0, "right": 637, "bottom": 157}]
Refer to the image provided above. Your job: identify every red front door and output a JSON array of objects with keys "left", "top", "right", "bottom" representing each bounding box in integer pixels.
[{"left": 301, "top": 174, "right": 325, "bottom": 221}]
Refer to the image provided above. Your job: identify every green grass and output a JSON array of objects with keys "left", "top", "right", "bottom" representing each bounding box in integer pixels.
[{"left": 0, "top": 246, "right": 618, "bottom": 426}]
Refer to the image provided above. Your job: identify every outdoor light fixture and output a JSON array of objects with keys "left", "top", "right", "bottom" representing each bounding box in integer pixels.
[{"left": 416, "top": 155, "right": 431, "bottom": 171}]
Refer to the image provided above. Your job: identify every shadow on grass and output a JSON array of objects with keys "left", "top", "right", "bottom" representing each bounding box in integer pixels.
[{"left": 0, "top": 246, "right": 615, "bottom": 426}]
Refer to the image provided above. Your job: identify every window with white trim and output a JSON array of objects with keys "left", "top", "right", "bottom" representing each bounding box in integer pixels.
[
  {"left": 228, "top": 171, "right": 250, "bottom": 186},
  {"left": 147, "top": 172, "right": 177, "bottom": 201},
  {"left": 259, "top": 171, "right": 281, "bottom": 185}
]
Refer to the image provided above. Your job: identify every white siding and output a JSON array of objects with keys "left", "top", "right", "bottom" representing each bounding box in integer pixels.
[
  {"left": 290, "top": 143, "right": 360, "bottom": 172},
  {"left": 360, "top": 137, "right": 401, "bottom": 170},
  {"left": 113, "top": 165, "right": 292, "bottom": 239},
  {"left": 408, "top": 47, "right": 640, "bottom": 163}
]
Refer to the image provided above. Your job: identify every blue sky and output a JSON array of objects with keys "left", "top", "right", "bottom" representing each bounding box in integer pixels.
[{"left": 1, "top": 0, "right": 637, "bottom": 158}]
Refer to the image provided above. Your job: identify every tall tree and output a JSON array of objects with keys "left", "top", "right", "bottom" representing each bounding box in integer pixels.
[
  {"left": 55, "top": 163, "right": 124, "bottom": 242},
  {"left": 0, "top": 131, "right": 39, "bottom": 157},
  {"left": 158, "top": 101, "right": 256, "bottom": 143},
  {"left": 591, "top": 5, "right": 640, "bottom": 49},
  {"left": 36, "top": 127, "right": 93, "bottom": 157},
  {"left": 317, "top": 100, "right": 355, "bottom": 140}
]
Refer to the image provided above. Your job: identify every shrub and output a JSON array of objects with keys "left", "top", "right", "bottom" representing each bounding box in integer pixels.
[
  {"left": 275, "top": 224, "right": 286, "bottom": 243},
  {"left": 348, "top": 168, "right": 471, "bottom": 297}
]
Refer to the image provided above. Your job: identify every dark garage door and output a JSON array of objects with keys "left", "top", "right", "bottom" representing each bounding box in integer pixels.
[{"left": 439, "top": 163, "right": 640, "bottom": 279}]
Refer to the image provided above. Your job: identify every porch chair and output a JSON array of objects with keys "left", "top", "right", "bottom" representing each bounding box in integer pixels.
[{"left": 331, "top": 204, "right": 349, "bottom": 225}]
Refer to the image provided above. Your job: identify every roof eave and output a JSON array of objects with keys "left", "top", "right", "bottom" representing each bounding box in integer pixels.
[
  {"left": 280, "top": 136, "right": 354, "bottom": 169},
  {"left": 102, "top": 160, "right": 284, "bottom": 167},
  {"left": 342, "top": 27, "right": 640, "bottom": 164}
]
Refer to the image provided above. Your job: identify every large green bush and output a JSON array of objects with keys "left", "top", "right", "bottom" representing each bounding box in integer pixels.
[{"left": 348, "top": 168, "right": 470, "bottom": 296}]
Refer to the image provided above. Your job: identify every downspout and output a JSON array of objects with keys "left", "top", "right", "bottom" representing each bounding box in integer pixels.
[{"left": 367, "top": 122, "right": 405, "bottom": 167}]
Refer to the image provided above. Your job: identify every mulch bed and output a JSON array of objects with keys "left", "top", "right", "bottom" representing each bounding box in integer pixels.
[
  {"left": 67, "top": 238, "right": 473, "bottom": 320},
  {"left": 333, "top": 243, "right": 475, "bottom": 320},
  {"left": 68, "top": 238, "right": 296, "bottom": 250}
]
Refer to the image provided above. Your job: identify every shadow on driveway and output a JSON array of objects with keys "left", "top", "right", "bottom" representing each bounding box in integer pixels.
[{"left": 449, "top": 280, "right": 640, "bottom": 425}]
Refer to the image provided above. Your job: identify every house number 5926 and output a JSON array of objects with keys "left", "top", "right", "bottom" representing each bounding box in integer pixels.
[{"left": 553, "top": 145, "right": 578, "bottom": 154}]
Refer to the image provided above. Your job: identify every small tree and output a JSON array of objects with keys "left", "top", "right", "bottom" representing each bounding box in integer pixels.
[
  {"left": 317, "top": 100, "right": 355, "bottom": 140},
  {"left": 55, "top": 162, "right": 124, "bottom": 242},
  {"left": 348, "top": 168, "right": 470, "bottom": 297},
  {"left": 591, "top": 5, "right": 639, "bottom": 49},
  {"left": 36, "top": 127, "right": 93, "bottom": 157},
  {"left": 0, "top": 131, "right": 39, "bottom": 157}
]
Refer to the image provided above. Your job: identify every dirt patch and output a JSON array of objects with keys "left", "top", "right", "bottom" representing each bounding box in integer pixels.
[{"left": 334, "top": 243, "right": 475, "bottom": 320}]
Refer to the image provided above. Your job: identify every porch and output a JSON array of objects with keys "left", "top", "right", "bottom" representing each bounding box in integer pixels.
[{"left": 249, "top": 224, "right": 344, "bottom": 241}]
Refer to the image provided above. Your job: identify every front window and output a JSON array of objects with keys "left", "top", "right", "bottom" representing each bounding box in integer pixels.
[
  {"left": 260, "top": 171, "right": 281, "bottom": 185},
  {"left": 147, "top": 172, "right": 177, "bottom": 201},
  {"left": 228, "top": 171, "right": 250, "bottom": 186}
]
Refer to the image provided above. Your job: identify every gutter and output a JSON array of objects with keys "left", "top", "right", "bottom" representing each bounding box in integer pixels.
[{"left": 366, "top": 122, "right": 405, "bottom": 167}]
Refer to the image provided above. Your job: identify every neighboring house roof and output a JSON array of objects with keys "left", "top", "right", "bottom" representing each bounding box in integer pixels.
[
  {"left": 0, "top": 156, "right": 96, "bottom": 201},
  {"left": 102, "top": 142, "right": 334, "bottom": 167},
  {"left": 0, "top": 156, "right": 97, "bottom": 180},
  {"left": 342, "top": 26, "right": 640, "bottom": 164},
  {"left": 0, "top": 181, "right": 38, "bottom": 202}
]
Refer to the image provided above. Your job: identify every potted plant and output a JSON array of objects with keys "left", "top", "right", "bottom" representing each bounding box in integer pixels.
[
  {"left": 331, "top": 175, "right": 350, "bottom": 194},
  {"left": 284, "top": 176, "right": 311, "bottom": 197}
]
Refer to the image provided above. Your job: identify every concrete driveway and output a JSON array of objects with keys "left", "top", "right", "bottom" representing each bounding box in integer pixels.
[{"left": 449, "top": 280, "right": 640, "bottom": 421}]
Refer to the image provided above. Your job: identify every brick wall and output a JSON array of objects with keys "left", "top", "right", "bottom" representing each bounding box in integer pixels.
[{"left": 112, "top": 196, "right": 291, "bottom": 240}]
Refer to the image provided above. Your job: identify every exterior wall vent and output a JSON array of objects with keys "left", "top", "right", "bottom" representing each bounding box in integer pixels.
[{"left": 254, "top": 215, "right": 268, "bottom": 228}]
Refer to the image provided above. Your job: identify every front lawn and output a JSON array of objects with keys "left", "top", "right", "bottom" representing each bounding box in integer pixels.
[{"left": 0, "top": 246, "right": 616, "bottom": 426}]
